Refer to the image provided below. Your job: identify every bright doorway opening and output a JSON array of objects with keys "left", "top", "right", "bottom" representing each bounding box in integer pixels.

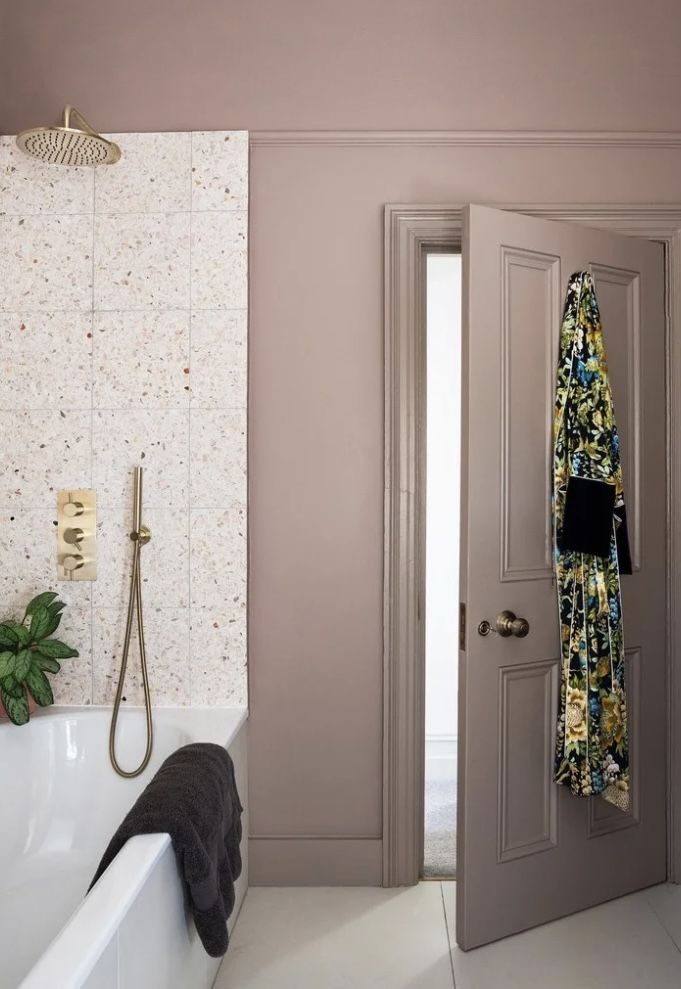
[{"left": 423, "top": 253, "right": 461, "bottom": 878}]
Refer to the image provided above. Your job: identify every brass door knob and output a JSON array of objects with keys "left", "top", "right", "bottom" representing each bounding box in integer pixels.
[{"left": 495, "top": 610, "right": 530, "bottom": 637}]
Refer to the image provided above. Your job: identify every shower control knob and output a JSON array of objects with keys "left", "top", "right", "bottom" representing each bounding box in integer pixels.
[
  {"left": 62, "top": 554, "right": 85, "bottom": 572},
  {"left": 63, "top": 527, "right": 84, "bottom": 545},
  {"left": 63, "top": 501, "right": 85, "bottom": 518}
]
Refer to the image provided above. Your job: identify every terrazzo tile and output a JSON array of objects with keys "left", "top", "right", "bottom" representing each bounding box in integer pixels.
[
  {"left": 93, "top": 506, "right": 189, "bottom": 611},
  {"left": 0, "top": 135, "right": 94, "bottom": 215},
  {"left": 0, "top": 311, "right": 92, "bottom": 410},
  {"left": 0, "top": 508, "right": 92, "bottom": 614},
  {"left": 0, "top": 508, "right": 93, "bottom": 705},
  {"left": 95, "top": 132, "right": 191, "bottom": 213},
  {"left": 189, "top": 309, "right": 247, "bottom": 408},
  {"left": 92, "top": 409, "right": 189, "bottom": 508},
  {"left": 0, "top": 410, "right": 92, "bottom": 505},
  {"left": 191, "top": 131, "right": 248, "bottom": 212},
  {"left": 190, "top": 409, "right": 247, "bottom": 506},
  {"left": 1, "top": 128, "right": 251, "bottom": 716},
  {"left": 190, "top": 508, "right": 247, "bottom": 610},
  {"left": 191, "top": 211, "right": 247, "bottom": 310},
  {"left": 94, "top": 212, "right": 190, "bottom": 310},
  {"left": 93, "top": 309, "right": 190, "bottom": 408},
  {"left": 49, "top": 605, "right": 94, "bottom": 706},
  {"left": 92, "top": 606, "right": 190, "bottom": 706},
  {"left": 190, "top": 607, "right": 247, "bottom": 706},
  {"left": 0, "top": 214, "right": 93, "bottom": 311}
]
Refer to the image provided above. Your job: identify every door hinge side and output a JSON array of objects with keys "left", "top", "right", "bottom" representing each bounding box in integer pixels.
[{"left": 459, "top": 602, "right": 466, "bottom": 651}]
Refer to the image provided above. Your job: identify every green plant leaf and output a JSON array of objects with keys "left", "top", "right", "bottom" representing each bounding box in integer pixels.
[
  {"left": 35, "top": 639, "right": 79, "bottom": 660},
  {"left": 34, "top": 656, "right": 61, "bottom": 675},
  {"left": 1, "top": 687, "right": 29, "bottom": 725},
  {"left": 10, "top": 624, "right": 30, "bottom": 646},
  {"left": 24, "top": 591, "right": 58, "bottom": 619},
  {"left": 29, "top": 605, "right": 52, "bottom": 642},
  {"left": 1, "top": 675, "right": 23, "bottom": 698},
  {"left": 0, "top": 651, "right": 16, "bottom": 678},
  {"left": 43, "top": 604, "right": 66, "bottom": 637},
  {"left": 24, "top": 666, "right": 53, "bottom": 707},
  {"left": 13, "top": 649, "right": 32, "bottom": 682},
  {"left": 0, "top": 624, "right": 20, "bottom": 648}
]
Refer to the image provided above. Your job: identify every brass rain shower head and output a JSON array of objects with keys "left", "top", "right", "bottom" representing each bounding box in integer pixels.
[{"left": 16, "top": 105, "right": 121, "bottom": 166}]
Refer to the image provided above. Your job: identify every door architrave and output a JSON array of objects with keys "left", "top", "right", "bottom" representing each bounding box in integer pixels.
[{"left": 382, "top": 202, "right": 681, "bottom": 887}]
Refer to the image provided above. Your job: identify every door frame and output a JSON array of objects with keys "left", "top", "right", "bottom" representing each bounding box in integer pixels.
[{"left": 382, "top": 202, "right": 681, "bottom": 887}]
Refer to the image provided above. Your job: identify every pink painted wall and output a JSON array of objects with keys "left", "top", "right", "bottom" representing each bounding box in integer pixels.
[
  {"left": 3, "top": 0, "right": 681, "bottom": 882},
  {"left": 248, "top": 145, "right": 681, "bottom": 882},
  {"left": 2, "top": 0, "right": 681, "bottom": 133}
]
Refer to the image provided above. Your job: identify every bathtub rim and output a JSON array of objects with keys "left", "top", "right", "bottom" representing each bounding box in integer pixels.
[
  {"left": 11, "top": 703, "right": 248, "bottom": 743},
  {"left": 15, "top": 705, "right": 248, "bottom": 989},
  {"left": 19, "top": 833, "right": 172, "bottom": 989}
]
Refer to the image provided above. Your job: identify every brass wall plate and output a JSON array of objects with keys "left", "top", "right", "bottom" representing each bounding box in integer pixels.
[{"left": 57, "top": 490, "right": 97, "bottom": 581}]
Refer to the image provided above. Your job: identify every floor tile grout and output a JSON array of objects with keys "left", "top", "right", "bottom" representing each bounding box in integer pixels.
[
  {"left": 439, "top": 882, "right": 458, "bottom": 989},
  {"left": 641, "top": 891, "right": 681, "bottom": 957},
  {"left": 213, "top": 883, "right": 681, "bottom": 989}
]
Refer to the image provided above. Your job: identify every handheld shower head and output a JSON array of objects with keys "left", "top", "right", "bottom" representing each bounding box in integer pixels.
[{"left": 16, "top": 105, "right": 121, "bottom": 166}]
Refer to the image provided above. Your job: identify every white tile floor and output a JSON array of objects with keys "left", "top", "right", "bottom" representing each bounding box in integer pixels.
[{"left": 215, "top": 881, "right": 681, "bottom": 989}]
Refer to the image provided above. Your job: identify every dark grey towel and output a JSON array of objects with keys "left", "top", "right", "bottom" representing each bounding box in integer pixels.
[{"left": 89, "top": 742, "right": 243, "bottom": 957}]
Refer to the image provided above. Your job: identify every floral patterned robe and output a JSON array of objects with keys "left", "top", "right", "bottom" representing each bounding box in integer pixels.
[{"left": 553, "top": 271, "right": 631, "bottom": 811}]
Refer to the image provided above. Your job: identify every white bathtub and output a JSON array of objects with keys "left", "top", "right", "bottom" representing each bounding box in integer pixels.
[{"left": 0, "top": 707, "right": 248, "bottom": 989}]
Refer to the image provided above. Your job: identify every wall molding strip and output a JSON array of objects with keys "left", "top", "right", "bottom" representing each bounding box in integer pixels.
[{"left": 251, "top": 131, "right": 681, "bottom": 149}]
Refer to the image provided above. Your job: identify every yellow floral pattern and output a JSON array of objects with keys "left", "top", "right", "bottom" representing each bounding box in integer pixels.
[{"left": 553, "top": 272, "right": 630, "bottom": 810}]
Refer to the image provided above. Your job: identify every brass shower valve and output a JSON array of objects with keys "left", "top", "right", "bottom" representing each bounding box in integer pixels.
[{"left": 57, "top": 490, "right": 97, "bottom": 581}]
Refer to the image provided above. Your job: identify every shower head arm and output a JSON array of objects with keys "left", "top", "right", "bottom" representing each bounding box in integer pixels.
[{"left": 61, "top": 105, "right": 97, "bottom": 135}]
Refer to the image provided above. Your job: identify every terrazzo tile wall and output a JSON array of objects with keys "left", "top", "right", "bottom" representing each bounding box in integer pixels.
[{"left": 0, "top": 131, "right": 248, "bottom": 708}]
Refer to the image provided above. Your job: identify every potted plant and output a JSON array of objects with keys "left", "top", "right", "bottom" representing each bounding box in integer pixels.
[{"left": 0, "top": 591, "right": 79, "bottom": 725}]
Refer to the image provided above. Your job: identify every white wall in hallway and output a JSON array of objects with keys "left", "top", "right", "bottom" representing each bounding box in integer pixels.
[{"left": 425, "top": 254, "right": 461, "bottom": 752}]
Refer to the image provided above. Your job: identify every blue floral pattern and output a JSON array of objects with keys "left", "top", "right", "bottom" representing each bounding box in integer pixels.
[{"left": 553, "top": 272, "right": 630, "bottom": 811}]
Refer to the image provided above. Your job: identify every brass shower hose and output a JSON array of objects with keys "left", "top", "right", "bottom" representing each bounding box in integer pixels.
[{"left": 108, "top": 466, "right": 153, "bottom": 778}]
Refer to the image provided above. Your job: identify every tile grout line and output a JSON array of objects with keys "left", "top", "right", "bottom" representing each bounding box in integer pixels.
[
  {"left": 90, "top": 163, "right": 96, "bottom": 705},
  {"left": 0, "top": 307, "right": 247, "bottom": 315},
  {"left": 0, "top": 405, "right": 246, "bottom": 413},
  {"left": 0, "top": 206, "right": 247, "bottom": 219},
  {"left": 245, "top": 137, "right": 250, "bottom": 715},
  {"left": 3, "top": 507, "right": 241, "bottom": 516},
  {"left": 641, "top": 889, "right": 681, "bottom": 957},
  {"left": 439, "top": 882, "right": 458, "bottom": 989},
  {"left": 187, "top": 132, "right": 194, "bottom": 706}
]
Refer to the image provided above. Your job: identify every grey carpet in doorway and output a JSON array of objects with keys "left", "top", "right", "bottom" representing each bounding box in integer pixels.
[{"left": 423, "top": 777, "right": 456, "bottom": 878}]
